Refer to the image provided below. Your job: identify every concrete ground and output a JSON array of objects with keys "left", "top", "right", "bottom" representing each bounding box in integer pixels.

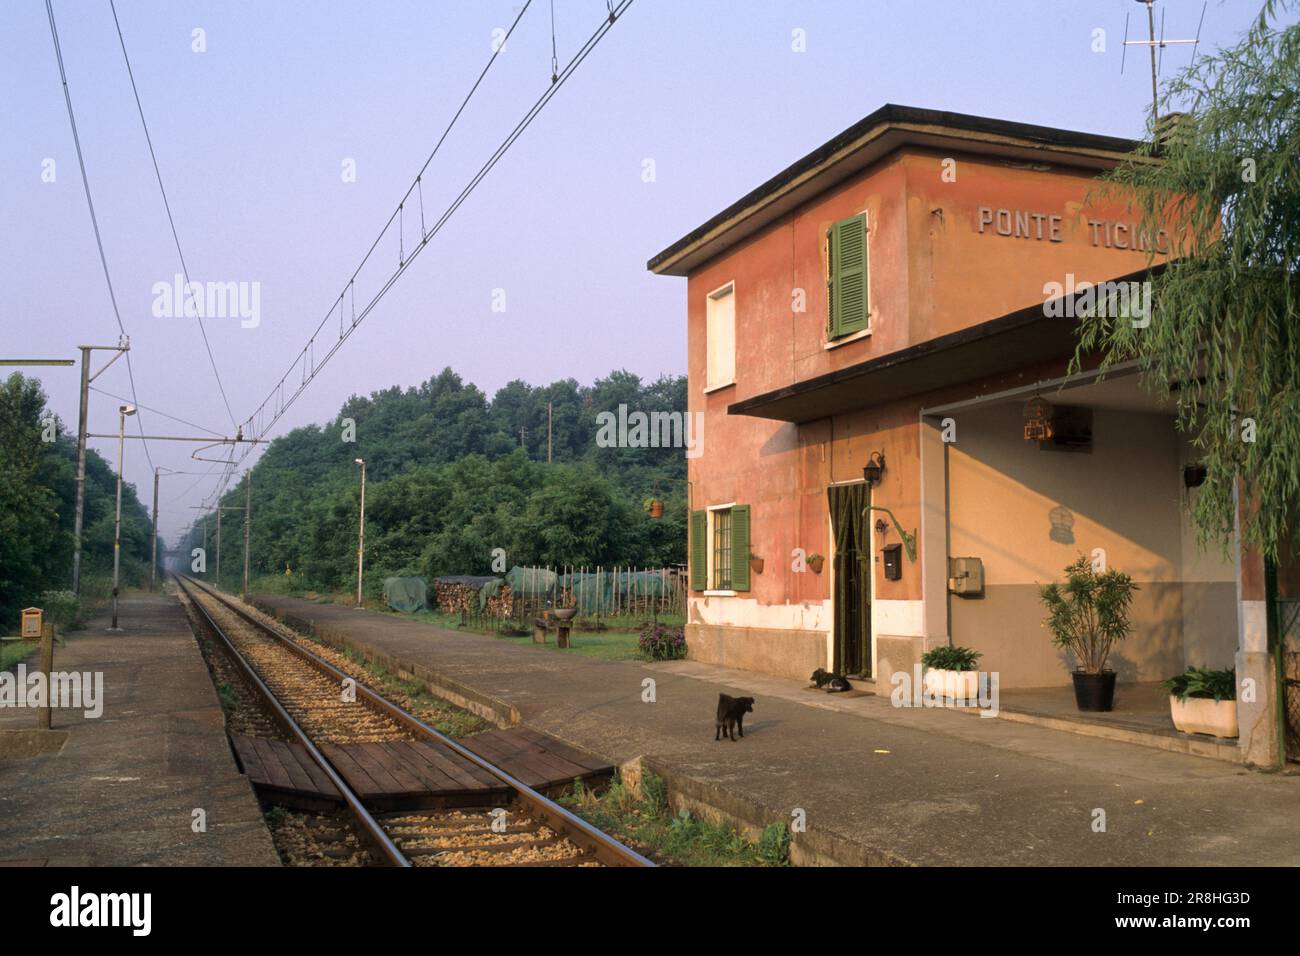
[
  {"left": 0, "top": 590, "right": 279, "bottom": 866},
  {"left": 252, "top": 592, "right": 1300, "bottom": 867}
]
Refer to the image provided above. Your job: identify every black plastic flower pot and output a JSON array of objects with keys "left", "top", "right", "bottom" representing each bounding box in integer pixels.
[{"left": 1072, "top": 670, "right": 1117, "bottom": 712}]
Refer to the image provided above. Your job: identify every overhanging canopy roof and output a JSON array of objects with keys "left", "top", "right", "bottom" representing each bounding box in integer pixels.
[{"left": 727, "top": 267, "right": 1162, "bottom": 424}]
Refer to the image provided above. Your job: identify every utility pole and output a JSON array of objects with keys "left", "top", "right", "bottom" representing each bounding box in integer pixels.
[
  {"left": 548, "top": 401, "right": 553, "bottom": 463},
  {"left": 354, "top": 458, "right": 366, "bottom": 607},
  {"left": 242, "top": 470, "right": 251, "bottom": 602},
  {"left": 71, "top": 341, "right": 129, "bottom": 595},
  {"left": 216, "top": 506, "right": 222, "bottom": 587},
  {"left": 110, "top": 403, "right": 136, "bottom": 630},
  {"left": 150, "top": 468, "right": 160, "bottom": 591}
]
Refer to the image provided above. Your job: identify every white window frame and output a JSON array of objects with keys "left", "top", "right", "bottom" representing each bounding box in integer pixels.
[{"left": 704, "top": 501, "right": 737, "bottom": 596}]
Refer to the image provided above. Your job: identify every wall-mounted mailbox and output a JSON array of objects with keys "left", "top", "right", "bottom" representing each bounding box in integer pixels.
[
  {"left": 21, "top": 608, "right": 42, "bottom": 639},
  {"left": 882, "top": 544, "right": 903, "bottom": 581},
  {"left": 948, "top": 556, "right": 984, "bottom": 596}
]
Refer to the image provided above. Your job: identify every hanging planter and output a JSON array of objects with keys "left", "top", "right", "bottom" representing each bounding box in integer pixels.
[
  {"left": 643, "top": 497, "right": 664, "bottom": 519},
  {"left": 749, "top": 553, "right": 764, "bottom": 575},
  {"left": 807, "top": 553, "right": 824, "bottom": 574}
]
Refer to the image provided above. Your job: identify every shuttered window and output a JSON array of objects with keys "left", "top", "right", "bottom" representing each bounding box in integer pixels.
[
  {"left": 728, "top": 505, "right": 750, "bottom": 592},
  {"left": 827, "top": 214, "right": 868, "bottom": 339},
  {"left": 691, "top": 505, "right": 752, "bottom": 593},
  {"left": 690, "top": 510, "right": 707, "bottom": 591}
]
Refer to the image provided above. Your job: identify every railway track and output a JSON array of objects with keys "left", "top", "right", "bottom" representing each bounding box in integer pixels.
[{"left": 175, "top": 574, "right": 653, "bottom": 868}]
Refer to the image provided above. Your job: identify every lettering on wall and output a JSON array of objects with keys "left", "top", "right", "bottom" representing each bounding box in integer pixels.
[{"left": 976, "top": 206, "right": 1169, "bottom": 253}]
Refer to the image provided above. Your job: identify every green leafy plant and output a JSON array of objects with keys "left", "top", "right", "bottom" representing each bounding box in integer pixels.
[
  {"left": 757, "top": 822, "right": 791, "bottom": 866},
  {"left": 921, "top": 645, "right": 982, "bottom": 672},
  {"left": 1163, "top": 666, "right": 1237, "bottom": 702},
  {"left": 1039, "top": 555, "right": 1138, "bottom": 674}
]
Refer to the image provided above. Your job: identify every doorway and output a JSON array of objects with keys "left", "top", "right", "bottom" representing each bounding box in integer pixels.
[{"left": 829, "top": 482, "right": 871, "bottom": 677}]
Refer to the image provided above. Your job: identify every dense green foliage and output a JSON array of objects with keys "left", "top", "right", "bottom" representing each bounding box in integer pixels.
[
  {"left": 189, "top": 368, "right": 688, "bottom": 595},
  {"left": 0, "top": 373, "right": 152, "bottom": 628},
  {"left": 1076, "top": 1, "right": 1300, "bottom": 561}
]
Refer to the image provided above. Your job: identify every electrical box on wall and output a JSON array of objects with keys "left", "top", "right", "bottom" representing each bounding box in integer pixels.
[
  {"left": 948, "top": 556, "right": 984, "bottom": 596},
  {"left": 882, "top": 544, "right": 903, "bottom": 581}
]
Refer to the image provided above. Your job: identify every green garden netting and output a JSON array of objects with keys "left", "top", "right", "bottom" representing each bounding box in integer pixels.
[{"left": 383, "top": 576, "right": 427, "bottom": 613}]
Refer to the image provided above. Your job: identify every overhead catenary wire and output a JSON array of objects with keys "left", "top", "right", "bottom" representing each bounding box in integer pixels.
[
  {"left": 108, "top": 0, "right": 241, "bottom": 431},
  {"left": 88, "top": 386, "right": 225, "bottom": 437},
  {"left": 205, "top": 0, "right": 634, "bottom": 511},
  {"left": 44, "top": 0, "right": 155, "bottom": 471}
]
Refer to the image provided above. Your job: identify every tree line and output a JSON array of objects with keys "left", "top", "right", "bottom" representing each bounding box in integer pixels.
[
  {"left": 187, "top": 368, "right": 688, "bottom": 597},
  {"left": 0, "top": 373, "right": 153, "bottom": 627}
]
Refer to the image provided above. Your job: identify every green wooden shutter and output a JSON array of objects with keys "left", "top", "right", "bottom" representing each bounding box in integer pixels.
[
  {"left": 730, "top": 505, "right": 751, "bottom": 592},
  {"left": 829, "top": 214, "right": 868, "bottom": 338},
  {"left": 689, "top": 510, "right": 707, "bottom": 591}
]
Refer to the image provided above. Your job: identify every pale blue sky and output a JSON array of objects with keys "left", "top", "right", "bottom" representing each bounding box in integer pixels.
[{"left": 0, "top": 1, "right": 1284, "bottom": 541}]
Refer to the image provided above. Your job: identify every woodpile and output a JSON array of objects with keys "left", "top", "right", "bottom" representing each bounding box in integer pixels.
[
  {"left": 432, "top": 576, "right": 500, "bottom": 615},
  {"left": 482, "top": 584, "right": 513, "bottom": 619}
]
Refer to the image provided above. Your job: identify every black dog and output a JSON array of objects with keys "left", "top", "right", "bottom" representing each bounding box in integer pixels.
[
  {"left": 714, "top": 693, "right": 754, "bottom": 741},
  {"left": 810, "top": 668, "right": 853, "bottom": 693}
]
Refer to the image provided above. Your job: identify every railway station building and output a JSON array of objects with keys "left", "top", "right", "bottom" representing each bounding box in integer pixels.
[{"left": 648, "top": 105, "right": 1285, "bottom": 763}]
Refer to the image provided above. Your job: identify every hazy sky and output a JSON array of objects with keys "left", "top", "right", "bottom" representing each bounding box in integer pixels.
[{"left": 1, "top": 0, "right": 1285, "bottom": 542}]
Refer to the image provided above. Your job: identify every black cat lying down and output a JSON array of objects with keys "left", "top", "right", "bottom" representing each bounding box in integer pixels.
[
  {"left": 810, "top": 668, "right": 853, "bottom": 692},
  {"left": 715, "top": 693, "right": 754, "bottom": 741}
]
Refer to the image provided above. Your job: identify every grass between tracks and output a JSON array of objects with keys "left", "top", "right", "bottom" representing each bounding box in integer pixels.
[{"left": 561, "top": 771, "right": 791, "bottom": 868}]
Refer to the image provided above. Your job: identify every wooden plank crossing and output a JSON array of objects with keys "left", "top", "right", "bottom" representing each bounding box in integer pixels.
[
  {"left": 459, "top": 726, "right": 613, "bottom": 792},
  {"left": 231, "top": 727, "right": 611, "bottom": 810},
  {"left": 231, "top": 735, "right": 341, "bottom": 808}
]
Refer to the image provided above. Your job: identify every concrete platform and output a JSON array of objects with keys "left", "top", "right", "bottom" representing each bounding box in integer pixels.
[
  {"left": 0, "top": 590, "right": 279, "bottom": 866},
  {"left": 253, "top": 591, "right": 1300, "bottom": 867}
]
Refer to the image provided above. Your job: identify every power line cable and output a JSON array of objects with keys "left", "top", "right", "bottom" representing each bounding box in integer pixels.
[
  {"left": 108, "top": 0, "right": 240, "bottom": 430},
  {"left": 88, "top": 385, "right": 225, "bottom": 436},
  {"left": 217, "top": 0, "right": 634, "bottom": 502},
  {"left": 44, "top": 0, "right": 155, "bottom": 471}
]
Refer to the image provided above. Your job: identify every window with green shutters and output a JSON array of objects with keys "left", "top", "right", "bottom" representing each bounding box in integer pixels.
[
  {"left": 827, "top": 213, "right": 868, "bottom": 339},
  {"left": 690, "top": 506, "right": 751, "bottom": 592}
]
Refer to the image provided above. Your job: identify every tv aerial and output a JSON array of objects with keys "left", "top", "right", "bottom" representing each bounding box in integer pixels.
[{"left": 1122, "top": 0, "right": 1207, "bottom": 130}]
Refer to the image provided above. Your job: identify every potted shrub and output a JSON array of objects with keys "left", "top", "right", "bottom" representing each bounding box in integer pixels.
[
  {"left": 921, "top": 645, "right": 982, "bottom": 701},
  {"left": 749, "top": 552, "right": 764, "bottom": 575},
  {"left": 1039, "top": 555, "right": 1138, "bottom": 712},
  {"left": 1163, "top": 666, "right": 1238, "bottom": 738},
  {"left": 807, "top": 552, "right": 825, "bottom": 574}
]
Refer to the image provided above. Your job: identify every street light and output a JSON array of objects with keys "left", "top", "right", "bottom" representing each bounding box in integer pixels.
[
  {"left": 110, "top": 404, "right": 136, "bottom": 630},
  {"left": 355, "top": 458, "right": 366, "bottom": 608}
]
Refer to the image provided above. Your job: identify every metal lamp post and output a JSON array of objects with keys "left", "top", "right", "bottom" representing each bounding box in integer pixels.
[
  {"left": 110, "top": 404, "right": 136, "bottom": 630},
  {"left": 355, "top": 458, "right": 366, "bottom": 608}
]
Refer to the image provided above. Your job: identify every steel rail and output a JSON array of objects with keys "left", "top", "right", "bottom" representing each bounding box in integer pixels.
[
  {"left": 175, "top": 574, "right": 411, "bottom": 867},
  {"left": 178, "top": 574, "right": 654, "bottom": 868}
]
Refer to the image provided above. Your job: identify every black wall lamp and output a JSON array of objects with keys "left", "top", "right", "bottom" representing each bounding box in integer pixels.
[{"left": 863, "top": 451, "right": 886, "bottom": 486}]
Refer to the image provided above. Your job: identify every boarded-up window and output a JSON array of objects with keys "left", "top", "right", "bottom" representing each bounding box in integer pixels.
[{"left": 705, "top": 283, "right": 735, "bottom": 389}]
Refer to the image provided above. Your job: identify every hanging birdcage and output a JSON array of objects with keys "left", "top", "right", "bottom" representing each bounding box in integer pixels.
[{"left": 1023, "top": 396, "right": 1055, "bottom": 441}]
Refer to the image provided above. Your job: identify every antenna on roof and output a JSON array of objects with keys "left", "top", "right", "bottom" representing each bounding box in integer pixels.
[{"left": 1120, "top": 0, "right": 1207, "bottom": 133}]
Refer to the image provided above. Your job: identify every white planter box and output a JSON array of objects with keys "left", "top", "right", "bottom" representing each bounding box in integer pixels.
[
  {"left": 1169, "top": 695, "right": 1238, "bottom": 738},
  {"left": 924, "top": 668, "right": 979, "bottom": 703}
]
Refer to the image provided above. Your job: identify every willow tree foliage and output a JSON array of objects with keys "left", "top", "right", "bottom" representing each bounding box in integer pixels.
[{"left": 1076, "top": 1, "right": 1300, "bottom": 561}]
